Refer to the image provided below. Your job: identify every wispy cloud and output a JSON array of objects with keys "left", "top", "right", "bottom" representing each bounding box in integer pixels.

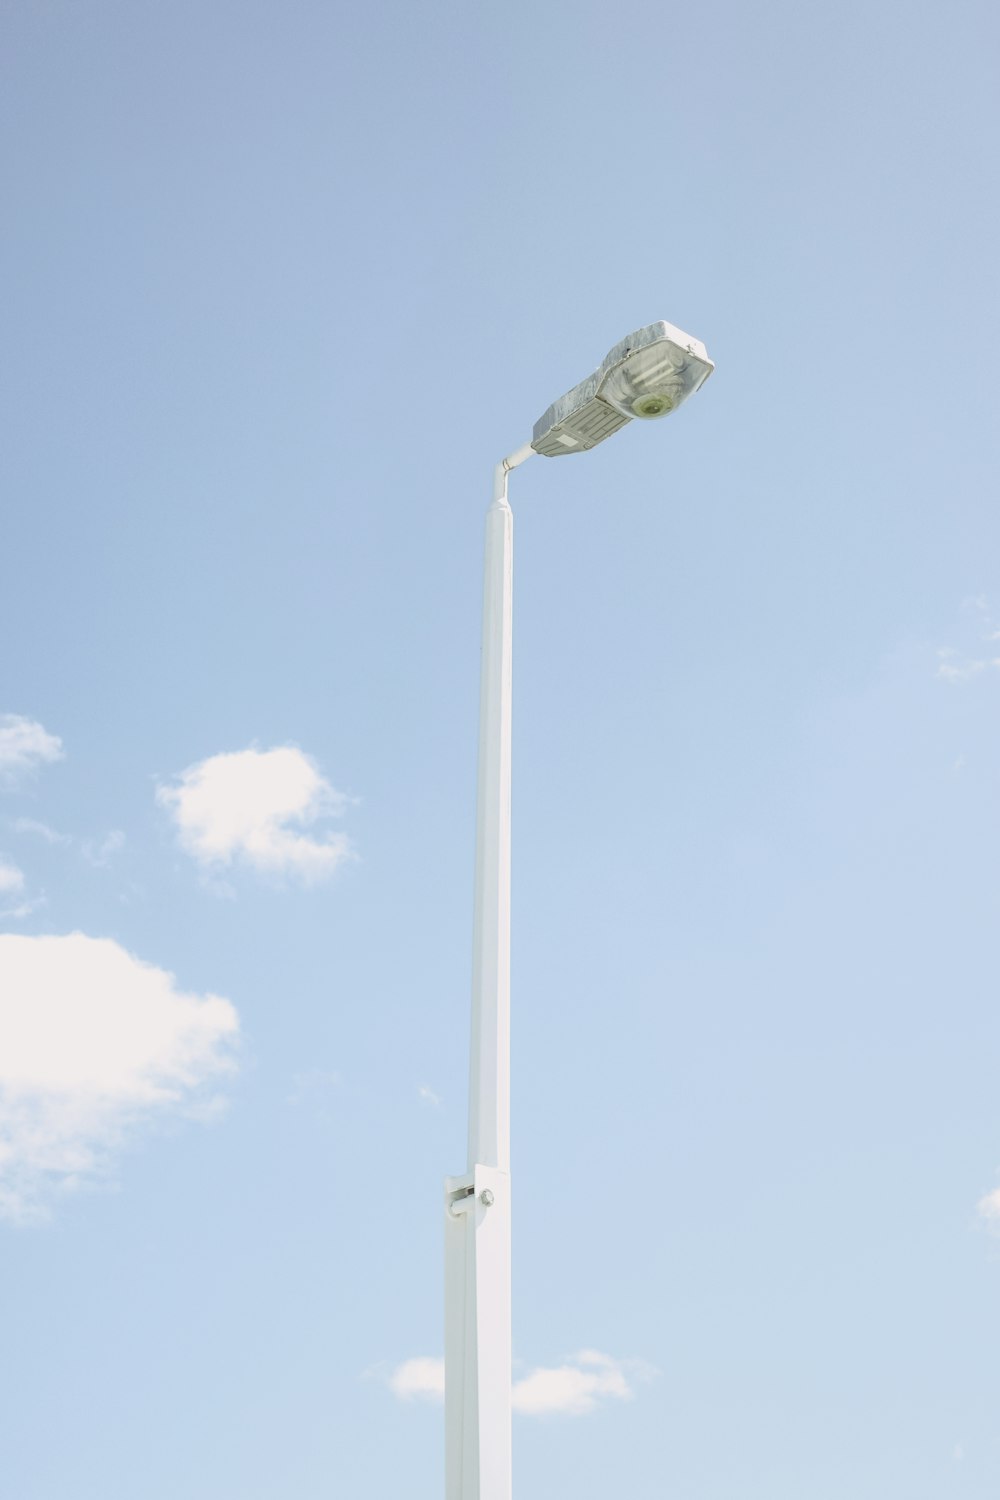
[
  {"left": 9, "top": 820, "right": 124, "bottom": 879},
  {"left": 0, "top": 932, "right": 238, "bottom": 1222},
  {"left": 157, "top": 746, "right": 354, "bottom": 884},
  {"left": 417, "top": 1084, "right": 442, "bottom": 1108},
  {"left": 0, "top": 858, "right": 44, "bottom": 922},
  {"left": 12, "top": 817, "right": 71, "bottom": 846},
  {"left": 0, "top": 897, "right": 46, "bottom": 922},
  {"left": 977, "top": 1185, "right": 1000, "bottom": 1230},
  {"left": 0, "top": 716, "right": 63, "bottom": 785},
  {"left": 81, "top": 830, "right": 126, "bottom": 868},
  {"left": 384, "top": 1350, "right": 655, "bottom": 1417},
  {"left": 936, "top": 598, "right": 1000, "bottom": 683},
  {"left": 936, "top": 650, "right": 994, "bottom": 683}
]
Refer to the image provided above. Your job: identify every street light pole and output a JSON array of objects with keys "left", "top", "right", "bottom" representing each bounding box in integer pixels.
[
  {"left": 445, "top": 442, "right": 533, "bottom": 1500},
  {"left": 443, "top": 325, "right": 714, "bottom": 1500}
]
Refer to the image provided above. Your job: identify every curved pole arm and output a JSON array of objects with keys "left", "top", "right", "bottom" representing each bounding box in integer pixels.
[{"left": 492, "top": 441, "right": 536, "bottom": 503}]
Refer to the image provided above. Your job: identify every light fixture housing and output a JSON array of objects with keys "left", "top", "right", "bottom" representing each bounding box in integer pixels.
[{"left": 530, "top": 320, "right": 713, "bottom": 457}]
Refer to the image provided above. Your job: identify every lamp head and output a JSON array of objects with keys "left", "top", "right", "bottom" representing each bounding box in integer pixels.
[{"left": 530, "top": 321, "right": 713, "bottom": 457}]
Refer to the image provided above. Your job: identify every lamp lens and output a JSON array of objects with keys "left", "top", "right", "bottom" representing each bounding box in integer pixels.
[
  {"left": 633, "top": 393, "right": 674, "bottom": 418},
  {"left": 598, "top": 338, "right": 712, "bottom": 422}
]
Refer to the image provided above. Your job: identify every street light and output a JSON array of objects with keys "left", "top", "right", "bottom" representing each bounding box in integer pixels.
[{"left": 444, "top": 321, "right": 714, "bottom": 1500}]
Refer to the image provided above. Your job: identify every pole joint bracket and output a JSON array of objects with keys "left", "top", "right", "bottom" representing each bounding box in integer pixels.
[{"left": 445, "top": 1166, "right": 507, "bottom": 1219}]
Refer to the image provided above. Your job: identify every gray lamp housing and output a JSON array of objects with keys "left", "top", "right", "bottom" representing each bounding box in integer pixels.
[{"left": 530, "top": 320, "right": 714, "bottom": 458}]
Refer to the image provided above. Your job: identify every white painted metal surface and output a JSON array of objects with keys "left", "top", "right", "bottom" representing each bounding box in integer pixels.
[
  {"left": 445, "top": 446, "right": 532, "bottom": 1500},
  {"left": 444, "top": 1164, "right": 511, "bottom": 1500}
]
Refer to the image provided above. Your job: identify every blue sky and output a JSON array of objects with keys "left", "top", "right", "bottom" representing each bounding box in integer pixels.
[{"left": 1, "top": 1, "right": 999, "bottom": 1495}]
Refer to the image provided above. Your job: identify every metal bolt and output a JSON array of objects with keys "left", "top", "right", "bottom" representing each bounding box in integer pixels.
[{"left": 480, "top": 1189, "right": 495, "bottom": 1207}]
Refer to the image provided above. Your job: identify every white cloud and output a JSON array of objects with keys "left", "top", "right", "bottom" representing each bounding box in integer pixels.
[
  {"left": 385, "top": 1350, "right": 653, "bottom": 1417},
  {"left": 389, "top": 1357, "right": 446, "bottom": 1402},
  {"left": 157, "top": 746, "right": 353, "bottom": 882},
  {"left": 512, "top": 1350, "right": 639, "bottom": 1416},
  {"left": 0, "top": 933, "right": 238, "bottom": 1222},
  {"left": 0, "top": 859, "right": 25, "bottom": 894},
  {"left": 0, "top": 716, "right": 63, "bottom": 784},
  {"left": 418, "top": 1084, "right": 442, "bottom": 1108}
]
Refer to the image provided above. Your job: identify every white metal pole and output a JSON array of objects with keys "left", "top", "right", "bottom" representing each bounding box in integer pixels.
[
  {"left": 445, "top": 445, "right": 532, "bottom": 1500},
  {"left": 468, "top": 479, "right": 514, "bottom": 1177}
]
